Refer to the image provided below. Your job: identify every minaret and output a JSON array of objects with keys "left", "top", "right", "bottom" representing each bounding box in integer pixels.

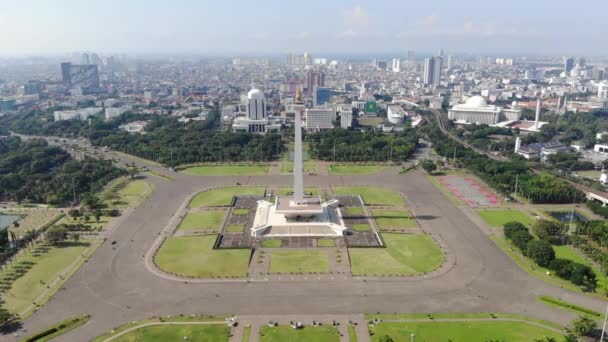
[
  {"left": 534, "top": 98, "right": 541, "bottom": 130},
  {"left": 293, "top": 87, "right": 305, "bottom": 204}
]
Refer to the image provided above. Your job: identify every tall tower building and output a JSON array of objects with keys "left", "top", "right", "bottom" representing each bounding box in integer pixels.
[
  {"left": 392, "top": 58, "right": 401, "bottom": 72},
  {"left": 246, "top": 89, "right": 267, "bottom": 120},
  {"left": 563, "top": 56, "right": 575, "bottom": 73},
  {"left": 424, "top": 57, "right": 442, "bottom": 87},
  {"left": 305, "top": 70, "right": 325, "bottom": 95},
  {"left": 598, "top": 82, "right": 608, "bottom": 100}
]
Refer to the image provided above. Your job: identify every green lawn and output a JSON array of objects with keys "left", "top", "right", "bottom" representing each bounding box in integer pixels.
[
  {"left": 189, "top": 187, "right": 265, "bottom": 208},
  {"left": 259, "top": 325, "right": 340, "bottom": 342},
  {"left": 262, "top": 239, "right": 282, "bottom": 248},
  {"left": 182, "top": 165, "right": 269, "bottom": 176},
  {"left": 233, "top": 208, "right": 250, "bottom": 215},
  {"left": 226, "top": 225, "right": 244, "bottom": 233},
  {"left": 333, "top": 187, "right": 404, "bottom": 206},
  {"left": 345, "top": 207, "right": 365, "bottom": 216},
  {"left": 328, "top": 164, "right": 387, "bottom": 175},
  {"left": 101, "top": 177, "right": 154, "bottom": 209},
  {"left": 369, "top": 321, "right": 563, "bottom": 341},
  {"left": 269, "top": 250, "right": 329, "bottom": 273},
  {"left": 478, "top": 208, "right": 534, "bottom": 227},
  {"left": 178, "top": 211, "right": 225, "bottom": 231},
  {"left": 349, "top": 234, "right": 444, "bottom": 276},
  {"left": 352, "top": 223, "right": 371, "bottom": 232},
  {"left": 317, "top": 239, "right": 336, "bottom": 247},
  {"left": 2, "top": 242, "right": 90, "bottom": 315},
  {"left": 372, "top": 210, "right": 417, "bottom": 230},
  {"left": 111, "top": 324, "right": 230, "bottom": 342},
  {"left": 155, "top": 236, "right": 250, "bottom": 278}
]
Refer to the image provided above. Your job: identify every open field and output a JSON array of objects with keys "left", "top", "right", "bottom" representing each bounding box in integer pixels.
[
  {"left": 269, "top": 250, "right": 329, "bottom": 274},
  {"left": 349, "top": 234, "right": 443, "bottom": 276},
  {"left": 155, "top": 236, "right": 250, "bottom": 278},
  {"left": 110, "top": 324, "right": 229, "bottom": 342},
  {"left": 189, "top": 187, "right": 265, "bottom": 208},
  {"left": 100, "top": 177, "right": 154, "bottom": 209},
  {"left": 333, "top": 187, "right": 404, "bottom": 206},
  {"left": 372, "top": 209, "right": 417, "bottom": 230},
  {"left": 177, "top": 211, "right": 225, "bottom": 232},
  {"left": 368, "top": 320, "right": 563, "bottom": 341},
  {"left": 328, "top": 164, "right": 388, "bottom": 175},
  {"left": 259, "top": 325, "right": 340, "bottom": 342},
  {"left": 181, "top": 164, "right": 269, "bottom": 176},
  {"left": 1, "top": 241, "right": 92, "bottom": 315},
  {"left": 477, "top": 208, "right": 534, "bottom": 227}
]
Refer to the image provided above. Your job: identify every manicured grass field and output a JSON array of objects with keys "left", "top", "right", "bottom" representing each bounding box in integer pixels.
[
  {"left": 328, "top": 164, "right": 387, "bottom": 175},
  {"left": 317, "top": 239, "right": 336, "bottom": 247},
  {"left": 259, "top": 325, "right": 340, "bottom": 342},
  {"left": 269, "top": 250, "right": 329, "bottom": 273},
  {"left": 2, "top": 242, "right": 90, "bottom": 314},
  {"left": 189, "top": 187, "right": 265, "bottom": 208},
  {"left": 368, "top": 321, "right": 563, "bottom": 341},
  {"left": 101, "top": 177, "right": 154, "bottom": 209},
  {"left": 345, "top": 207, "right": 365, "bottom": 216},
  {"left": 349, "top": 234, "right": 444, "bottom": 276},
  {"left": 178, "top": 211, "right": 225, "bottom": 231},
  {"left": 333, "top": 187, "right": 404, "bottom": 206},
  {"left": 155, "top": 236, "right": 250, "bottom": 278},
  {"left": 554, "top": 245, "right": 590, "bottom": 265},
  {"left": 182, "top": 165, "right": 269, "bottom": 176},
  {"left": 478, "top": 208, "right": 534, "bottom": 227},
  {"left": 262, "top": 239, "right": 282, "bottom": 248},
  {"left": 352, "top": 223, "right": 371, "bottom": 232},
  {"left": 372, "top": 210, "right": 417, "bottom": 229},
  {"left": 233, "top": 208, "right": 250, "bottom": 215},
  {"left": 226, "top": 225, "right": 244, "bottom": 233},
  {"left": 112, "top": 324, "right": 230, "bottom": 342}
]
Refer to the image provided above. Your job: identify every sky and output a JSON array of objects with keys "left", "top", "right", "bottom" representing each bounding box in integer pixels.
[{"left": 1, "top": 0, "right": 607, "bottom": 56}]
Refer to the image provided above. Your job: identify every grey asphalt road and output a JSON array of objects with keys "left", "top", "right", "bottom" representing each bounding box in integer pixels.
[{"left": 6, "top": 165, "right": 607, "bottom": 341}]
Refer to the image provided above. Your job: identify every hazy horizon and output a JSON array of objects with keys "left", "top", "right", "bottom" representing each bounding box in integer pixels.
[{"left": 1, "top": 0, "right": 607, "bottom": 56}]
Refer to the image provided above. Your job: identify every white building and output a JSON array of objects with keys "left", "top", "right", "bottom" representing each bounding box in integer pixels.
[
  {"left": 598, "top": 82, "right": 608, "bottom": 99},
  {"left": 338, "top": 104, "right": 353, "bottom": 128},
  {"left": 119, "top": 120, "right": 147, "bottom": 133},
  {"left": 53, "top": 107, "right": 102, "bottom": 121},
  {"left": 232, "top": 88, "right": 277, "bottom": 133},
  {"left": 305, "top": 107, "right": 334, "bottom": 131},
  {"left": 594, "top": 144, "right": 608, "bottom": 154},
  {"left": 387, "top": 105, "right": 405, "bottom": 124},
  {"left": 448, "top": 96, "right": 520, "bottom": 125},
  {"left": 391, "top": 58, "right": 401, "bottom": 72},
  {"left": 105, "top": 106, "right": 131, "bottom": 121}
]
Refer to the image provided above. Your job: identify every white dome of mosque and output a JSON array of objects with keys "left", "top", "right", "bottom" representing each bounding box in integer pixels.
[
  {"left": 464, "top": 95, "right": 488, "bottom": 108},
  {"left": 247, "top": 88, "right": 264, "bottom": 99}
]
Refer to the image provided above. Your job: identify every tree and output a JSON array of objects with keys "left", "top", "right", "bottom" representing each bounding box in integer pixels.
[
  {"left": 93, "top": 209, "right": 102, "bottom": 223},
  {"left": 68, "top": 208, "right": 81, "bottom": 218},
  {"left": 533, "top": 220, "right": 567, "bottom": 244},
  {"left": 571, "top": 316, "right": 596, "bottom": 337},
  {"left": 377, "top": 335, "right": 394, "bottom": 342},
  {"left": 504, "top": 221, "right": 528, "bottom": 240},
  {"left": 598, "top": 277, "right": 608, "bottom": 296},
  {"left": 69, "top": 233, "right": 80, "bottom": 242},
  {"left": 0, "top": 306, "right": 14, "bottom": 325},
  {"left": 84, "top": 215, "right": 90, "bottom": 223},
  {"left": 526, "top": 239, "right": 555, "bottom": 267},
  {"left": 421, "top": 160, "right": 437, "bottom": 174},
  {"left": 510, "top": 230, "right": 533, "bottom": 252},
  {"left": 46, "top": 226, "right": 67, "bottom": 244}
]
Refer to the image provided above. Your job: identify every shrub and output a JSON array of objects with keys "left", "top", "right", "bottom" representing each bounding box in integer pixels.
[
  {"left": 533, "top": 219, "right": 567, "bottom": 245},
  {"left": 526, "top": 239, "right": 555, "bottom": 267},
  {"left": 504, "top": 221, "right": 528, "bottom": 240},
  {"left": 510, "top": 230, "right": 533, "bottom": 252}
]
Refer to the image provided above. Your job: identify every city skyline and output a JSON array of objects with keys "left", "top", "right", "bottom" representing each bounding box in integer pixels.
[{"left": 1, "top": 0, "right": 607, "bottom": 56}]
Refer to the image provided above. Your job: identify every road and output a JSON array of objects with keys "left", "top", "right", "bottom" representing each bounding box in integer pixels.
[{"left": 6, "top": 155, "right": 607, "bottom": 341}]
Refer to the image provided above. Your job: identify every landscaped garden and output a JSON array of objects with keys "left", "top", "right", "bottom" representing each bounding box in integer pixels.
[
  {"left": 372, "top": 209, "right": 417, "bottom": 230},
  {"left": 269, "top": 250, "right": 329, "bottom": 274},
  {"left": 328, "top": 164, "right": 387, "bottom": 175},
  {"left": 181, "top": 164, "right": 269, "bottom": 176},
  {"left": 349, "top": 234, "right": 443, "bottom": 276},
  {"left": 478, "top": 208, "right": 534, "bottom": 227},
  {"left": 155, "top": 236, "right": 250, "bottom": 278},
  {"left": 259, "top": 325, "right": 340, "bottom": 342},
  {"left": 109, "top": 323, "right": 229, "bottom": 342},
  {"left": 177, "top": 211, "right": 225, "bottom": 232},
  {"left": 189, "top": 187, "right": 265, "bottom": 208}
]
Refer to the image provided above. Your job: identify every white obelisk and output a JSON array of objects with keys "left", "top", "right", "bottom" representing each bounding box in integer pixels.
[{"left": 293, "top": 89, "right": 305, "bottom": 204}]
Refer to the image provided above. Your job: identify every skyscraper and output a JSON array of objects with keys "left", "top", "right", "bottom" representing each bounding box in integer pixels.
[
  {"left": 563, "top": 57, "right": 575, "bottom": 73},
  {"left": 61, "top": 62, "right": 100, "bottom": 90},
  {"left": 313, "top": 87, "right": 332, "bottom": 106},
  {"left": 305, "top": 70, "right": 325, "bottom": 95},
  {"left": 392, "top": 58, "right": 401, "bottom": 72},
  {"left": 423, "top": 57, "right": 442, "bottom": 87}
]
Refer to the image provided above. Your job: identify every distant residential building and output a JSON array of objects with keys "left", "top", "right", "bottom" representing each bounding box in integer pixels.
[
  {"left": 448, "top": 96, "right": 520, "bottom": 125},
  {"left": 105, "top": 106, "right": 131, "bottom": 121},
  {"left": 54, "top": 107, "right": 102, "bottom": 121},
  {"left": 387, "top": 105, "right": 405, "bottom": 124},
  {"left": 61, "top": 62, "right": 100, "bottom": 91},
  {"left": 515, "top": 140, "right": 570, "bottom": 160},
  {"left": 313, "top": 87, "right": 332, "bottom": 106},
  {"left": 594, "top": 144, "right": 608, "bottom": 154},
  {"left": 0, "top": 99, "right": 16, "bottom": 112},
  {"left": 24, "top": 81, "right": 42, "bottom": 95},
  {"left": 119, "top": 121, "right": 148, "bottom": 133},
  {"left": 338, "top": 105, "right": 353, "bottom": 129},
  {"left": 423, "top": 57, "right": 442, "bottom": 87},
  {"left": 305, "top": 107, "right": 334, "bottom": 131}
]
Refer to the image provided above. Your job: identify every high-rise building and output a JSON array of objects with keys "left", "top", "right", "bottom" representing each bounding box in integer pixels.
[
  {"left": 598, "top": 82, "right": 608, "bottom": 100},
  {"left": 423, "top": 57, "right": 442, "bottom": 87},
  {"left": 563, "top": 57, "right": 575, "bottom": 73},
  {"left": 24, "top": 81, "right": 42, "bottom": 95},
  {"left": 313, "top": 87, "right": 332, "bottom": 106},
  {"left": 305, "top": 107, "right": 334, "bottom": 130},
  {"left": 391, "top": 58, "right": 401, "bottom": 72},
  {"left": 305, "top": 70, "right": 325, "bottom": 94},
  {"left": 61, "top": 62, "right": 100, "bottom": 90}
]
